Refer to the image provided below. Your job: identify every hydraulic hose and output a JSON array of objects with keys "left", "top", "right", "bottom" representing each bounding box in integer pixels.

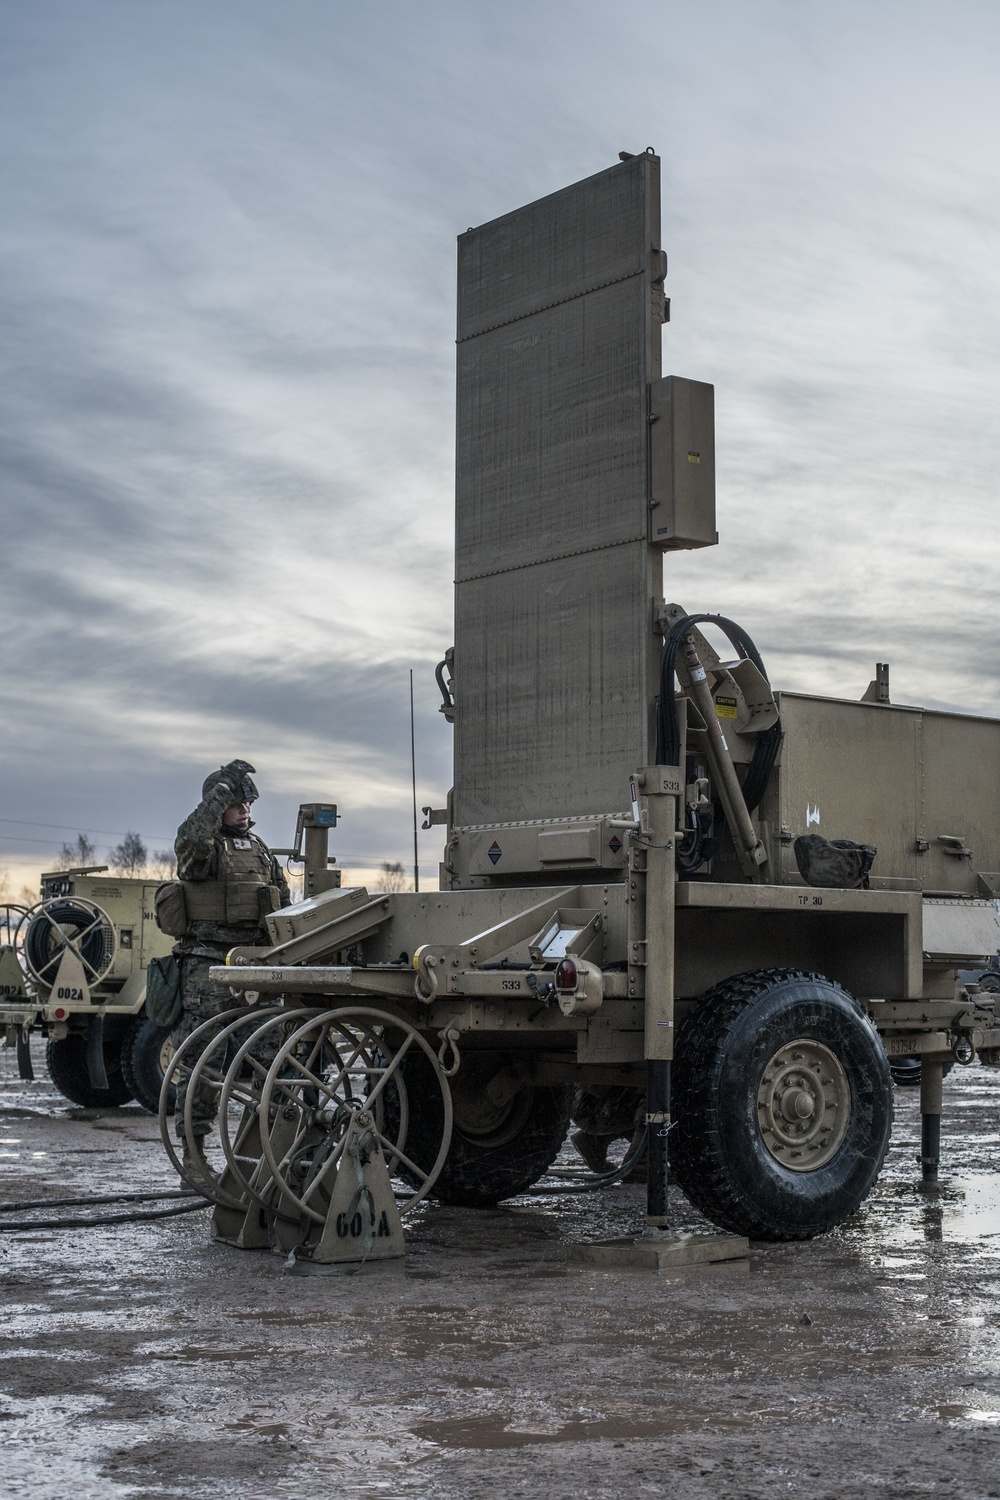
[
  {"left": 656, "top": 614, "right": 783, "bottom": 835},
  {"left": 435, "top": 658, "right": 454, "bottom": 713}
]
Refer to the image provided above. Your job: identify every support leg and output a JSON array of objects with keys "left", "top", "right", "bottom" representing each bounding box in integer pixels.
[
  {"left": 645, "top": 1059, "right": 671, "bottom": 1231},
  {"left": 919, "top": 1058, "right": 944, "bottom": 1181}
]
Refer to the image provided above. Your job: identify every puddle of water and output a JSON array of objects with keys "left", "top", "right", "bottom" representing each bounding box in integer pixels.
[
  {"left": 411, "top": 1405, "right": 780, "bottom": 1450},
  {"left": 933, "top": 1404, "right": 1000, "bottom": 1425},
  {"left": 855, "top": 1173, "right": 1000, "bottom": 1253},
  {"left": 0, "top": 1392, "right": 137, "bottom": 1500},
  {"left": 136, "top": 1341, "right": 299, "bottom": 1364}
]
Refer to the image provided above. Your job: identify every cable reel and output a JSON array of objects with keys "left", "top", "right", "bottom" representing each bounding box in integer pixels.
[
  {"left": 0, "top": 903, "right": 29, "bottom": 949},
  {"left": 158, "top": 1005, "right": 287, "bottom": 1207},
  {"left": 0, "top": 905, "right": 30, "bottom": 996},
  {"left": 18, "top": 898, "right": 116, "bottom": 996},
  {"left": 185, "top": 1006, "right": 326, "bottom": 1211},
  {"left": 256, "top": 1007, "right": 454, "bottom": 1225},
  {"left": 160, "top": 1004, "right": 455, "bottom": 1263}
]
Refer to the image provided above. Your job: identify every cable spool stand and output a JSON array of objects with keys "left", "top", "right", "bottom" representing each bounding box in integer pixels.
[{"left": 160, "top": 1003, "right": 453, "bottom": 1272}]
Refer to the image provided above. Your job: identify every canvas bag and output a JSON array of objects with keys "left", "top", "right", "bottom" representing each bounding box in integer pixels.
[
  {"left": 144, "top": 954, "right": 183, "bottom": 1027},
  {"left": 154, "top": 881, "right": 188, "bottom": 937}
]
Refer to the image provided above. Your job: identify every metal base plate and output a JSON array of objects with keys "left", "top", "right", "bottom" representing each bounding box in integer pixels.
[
  {"left": 568, "top": 1231, "right": 750, "bottom": 1269},
  {"left": 282, "top": 1253, "right": 408, "bottom": 1278}
]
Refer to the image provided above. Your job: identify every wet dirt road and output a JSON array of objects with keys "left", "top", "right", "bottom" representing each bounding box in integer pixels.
[{"left": 2, "top": 1042, "right": 1000, "bottom": 1500}]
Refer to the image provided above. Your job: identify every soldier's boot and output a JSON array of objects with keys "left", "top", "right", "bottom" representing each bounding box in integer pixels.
[{"left": 572, "top": 1130, "right": 613, "bottom": 1175}]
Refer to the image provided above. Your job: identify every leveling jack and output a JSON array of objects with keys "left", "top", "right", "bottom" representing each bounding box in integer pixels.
[{"left": 568, "top": 1060, "right": 750, "bottom": 1270}]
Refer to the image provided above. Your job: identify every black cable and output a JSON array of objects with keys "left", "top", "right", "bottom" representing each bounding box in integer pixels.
[
  {"left": 0, "top": 1189, "right": 198, "bottom": 1214},
  {"left": 676, "top": 806, "right": 714, "bottom": 876},
  {"left": 0, "top": 1201, "right": 210, "bottom": 1232},
  {"left": 525, "top": 1127, "right": 649, "bottom": 1195}
]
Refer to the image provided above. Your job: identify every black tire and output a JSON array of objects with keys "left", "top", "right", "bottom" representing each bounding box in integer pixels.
[
  {"left": 672, "top": 967, "right": 892, "bottom": 1241},
  {"left": 46, "top": 1016, "right": 135, "bottom": 1108},
  {"left": 121, "top": 1015, "right": 176, "bottom": 1115},
  {"left": 395, "top": 1049, "right": 574, "bottom": 1207},
  {"left": 888, "top": 1056, "right": 953, "bottom": 1088}
]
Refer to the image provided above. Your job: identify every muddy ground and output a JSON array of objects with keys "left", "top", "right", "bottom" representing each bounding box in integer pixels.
[{"left": 1, "top": 1041, "right": 999, "bottom": 1499}]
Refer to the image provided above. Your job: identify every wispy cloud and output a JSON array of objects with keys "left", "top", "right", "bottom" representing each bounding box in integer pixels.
[{"left": 2, "top": 0, "right": 999, "bottom": 882}]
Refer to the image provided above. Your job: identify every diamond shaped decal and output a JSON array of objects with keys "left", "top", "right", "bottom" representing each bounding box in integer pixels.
[
  {"left": 608, "top": 834, "right": 623, "bottom": 854},
  {"left": 487, "top": 840, "right": 502, "bottom": 865}
]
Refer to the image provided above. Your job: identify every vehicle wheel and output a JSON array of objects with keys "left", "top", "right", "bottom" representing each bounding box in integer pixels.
[
  {"left": 394, "top": 1049, "right": 574, "bottom": 1207},
  {"left": 888, "top": 1056, "right": 954, "bottom": 1087},
  {"left": 672, "top": 967, "right": 892, "bottom": 1241},
  {"left": 46, "top": 1016, "right": 134, "bottom": 1108},
  {"left": 122, "top": 1015, "right": 176, "bottom": 1115}
]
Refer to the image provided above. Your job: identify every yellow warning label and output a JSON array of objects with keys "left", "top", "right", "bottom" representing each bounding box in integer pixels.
[
  {"left": 687, "top": 451, "right": 701, "bottom": 463},
  {"left": 715, "top": 696, "right": 738, "bottom": 719}
]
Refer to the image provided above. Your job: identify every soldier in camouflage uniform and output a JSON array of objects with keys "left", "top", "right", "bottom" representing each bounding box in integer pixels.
[{"left": 173, "top": 759, "right": 290, "bottom": 1139}]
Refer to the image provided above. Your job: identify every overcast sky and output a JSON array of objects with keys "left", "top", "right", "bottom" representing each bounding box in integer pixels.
[{"left": 2, "top": 0, "right": 999, "bottom": 893}]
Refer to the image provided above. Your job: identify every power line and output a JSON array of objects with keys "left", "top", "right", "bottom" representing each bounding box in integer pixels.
[{"left": 0, "top": 817, "right": 174, "bottom": 841}]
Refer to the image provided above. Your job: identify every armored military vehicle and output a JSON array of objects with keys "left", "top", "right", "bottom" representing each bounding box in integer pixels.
[{"left": 1, "top": 868, "right": 175, "bottom": 1110}]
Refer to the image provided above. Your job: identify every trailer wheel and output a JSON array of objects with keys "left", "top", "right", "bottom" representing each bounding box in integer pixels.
[
  {"left": 122, "top": 1016, "right": 176, "bottom": 1115},
  {"left": 46, "top": 1016, "right": 135, "bottom": 1108},
  {"left": 672, "top": 968, "right": 892, "bottom": 1241},
  {"left": 394, "top": 1049, "right": 574, "bottom": 1207}
]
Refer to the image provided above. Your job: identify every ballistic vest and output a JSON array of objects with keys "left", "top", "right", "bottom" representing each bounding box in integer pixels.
[{"left": 181, "top": 833, "right": 283, "bottom": 926}]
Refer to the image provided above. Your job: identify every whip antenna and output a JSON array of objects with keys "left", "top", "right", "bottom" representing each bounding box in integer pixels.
[{"left": 410, "top": 668, "right": 419, "bottom": 893}]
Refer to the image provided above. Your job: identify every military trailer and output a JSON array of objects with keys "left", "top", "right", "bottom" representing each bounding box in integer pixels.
[
  {"left": 1, "top": 869, "right": 175, "bottom": 1111},
  {"left": 162, "top": 152, "right": 1000, "bottom": 1268}
]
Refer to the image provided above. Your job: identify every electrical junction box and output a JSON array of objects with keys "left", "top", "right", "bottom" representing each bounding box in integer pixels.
[{"left": 648, "top": 376, "right": 717, "bottom": 549}]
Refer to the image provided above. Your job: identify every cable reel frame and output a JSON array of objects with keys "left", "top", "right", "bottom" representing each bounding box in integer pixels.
[
  {"left": 18, "top": 897, "right": 117, "bottom": 991},
  {"left": 257, "top": 1006, "right": 453, "bottom": 1224}
]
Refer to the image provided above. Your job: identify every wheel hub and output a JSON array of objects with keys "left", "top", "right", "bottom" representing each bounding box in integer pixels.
[
  {"left": 451, "top": 1063, "right": 532, "bottom": 1145},
  {"left": 756, "top": 1039, "right": 850, "bottom": 1171}
]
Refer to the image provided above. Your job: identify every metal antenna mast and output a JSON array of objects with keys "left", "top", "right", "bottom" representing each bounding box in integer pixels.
[{"left": 410, "top": 669, "right": 419, "bottom": 893}]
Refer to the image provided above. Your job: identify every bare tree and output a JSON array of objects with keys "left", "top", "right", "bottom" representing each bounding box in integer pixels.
[
  {"left": 108, "top": 830, "right": 147, "bottom": 877},
  {"left": 375, "top": 860, "right": 407, "bottom": 893},
  {"left": 147, "top": 848, "right": 178, "bottom": 880},
  {"left": 56, "top": 833, "right": 98, "bottom": 870},
  {"left": 0, "top": 869, "right": 35, "bottom": 934}
]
